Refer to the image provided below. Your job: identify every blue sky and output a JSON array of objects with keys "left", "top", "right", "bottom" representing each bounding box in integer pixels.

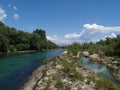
[{"left": 0, "top": 0, "right": 120, "bottom": 44}]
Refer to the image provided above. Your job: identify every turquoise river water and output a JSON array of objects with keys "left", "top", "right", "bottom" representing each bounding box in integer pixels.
[{"left": 0, "top": 49, "right": 64, "bottom": 90}]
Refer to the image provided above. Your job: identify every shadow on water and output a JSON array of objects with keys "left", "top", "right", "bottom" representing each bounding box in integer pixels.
[
  {"left": 0, "top": 49, "right": 64, "bottom": 90},
  {"left": 81, "top": 56, "right": 120, "bottom": 86}
]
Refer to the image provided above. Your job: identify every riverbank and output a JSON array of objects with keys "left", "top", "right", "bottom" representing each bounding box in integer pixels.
[
  {"left": 82, "top": 51, "right": 120, "bottom": 82},
  {"left": 20, "top": 51, "right": 119, "bottom": 90},
  {"left": 0, "top": 49, "right": 60, "bottom": 55},
  {"left": 0, "top": 50, "right": 36, "bottom": 55}
]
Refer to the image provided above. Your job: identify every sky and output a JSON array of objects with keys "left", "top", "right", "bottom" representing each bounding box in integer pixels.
[{"left": 0, "top": 0, "right": 120, "bottom": 45}]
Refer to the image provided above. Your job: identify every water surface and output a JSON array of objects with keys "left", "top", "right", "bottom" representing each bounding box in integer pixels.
[
  {"left": 0, "top": 49, "right": 63, "bottom": 90},
  {"left": 81, "top": 57, "right": 120, "bottom": 86}
]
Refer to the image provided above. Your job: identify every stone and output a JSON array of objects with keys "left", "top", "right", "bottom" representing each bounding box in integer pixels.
[
  {"left": 83, "top": 51, "right": 89, "bottom": 57},
  {"left": 62, "top": 50, "right": 68, "bottom": 55},
  {"left": 84, "top": 79, "right": 87, "bottom": 83},
  {"left": 89, "top": 54, "right": 99, "bottom": 60},
  {"left": 44, "top": 77, "right": 49, "bottom": 80},
  {"left": 56, "top": 64, "right": 63, "bottom": 69},
  {"left": 90, "top": 81, "right": 96, "bottom": 88},
  {"left": 62, "top": 79, "right": 67, "bottom": 83}
]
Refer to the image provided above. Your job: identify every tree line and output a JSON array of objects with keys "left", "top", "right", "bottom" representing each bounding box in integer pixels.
[
  {"left": 67, "top": 35, "right": 120, "bottom": 58},
  {"left": 0, "top": 22, "right": 58, "bottom": 53},
  {"left": 81, "top": 36, "right": 120, "bottom": 58}
]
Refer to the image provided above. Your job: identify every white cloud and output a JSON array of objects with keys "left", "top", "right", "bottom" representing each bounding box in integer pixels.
[
  {"left": 110, "top": 33, "right": 117, "bottom": 38},
  {"left": 103, "top": 33, "right": 117, "bottom": 40},
  {"left": 53, "top": 35, "right": 58, "bottom": 38},
  {"left": 47, "top": 36, "right": 57, "bottom": 41},
  {"left": 14, "top": 13, "right": 20, "bottom": 20},
  {"left": 79, "top": 23, "right": 120, "bottom": 42},
  {"left": 64, "top": 32, "right": 80, "bottom": 39},
  {"left": 13, "top": 6, "right": 17, "bottom": 10},
  {"left": 83, "top": 23, "right": 120, "bottom": 32},
  {"left": 47, "top": 23, "right": 120, "bottom": 45},
  {"left": 47, "top": 36, "right": 76, "bottom": 45},
  {"left": 0, "top": 8, "right": 7, "bottom": 21}
]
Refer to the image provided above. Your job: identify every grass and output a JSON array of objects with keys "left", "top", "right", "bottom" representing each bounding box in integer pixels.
[
  {"left": 67, "top": 68, "right": 84, "bottom": 81},
  {"left": 52, "top": 75, "right": 71, "bottom": 90},
  {"left": 55, "top": 78, "right": 64, "bottom": 89},
  {"left": 95, "top": 78, "right": 120, "bottom": 90},
  {"left": 55, "top": 78, "right": 72, "bottom": 90}
]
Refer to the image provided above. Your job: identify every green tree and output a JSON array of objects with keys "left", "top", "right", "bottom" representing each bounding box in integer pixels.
[
  {"left": 67, "top": 42, "right": 80, "bottom": 56},
  {"left": 0, "top": 22, "right": 58, "bottom": 53}
]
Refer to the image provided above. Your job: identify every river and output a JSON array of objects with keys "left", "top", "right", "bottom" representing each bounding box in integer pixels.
[
  {"left": 0, "top": 49, "right": 64, "bottom": 90},
  {"left": 81, "top": 56, "right": 120, "bottom": 87}
]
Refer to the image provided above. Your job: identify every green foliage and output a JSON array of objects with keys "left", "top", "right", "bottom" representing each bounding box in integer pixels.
[
  {"left": 0, "top": 34, "right": 9, "bottom": 52},
  {"left": 80, "top": 36, "right": 120, "bottom": 58},
  {"left": 51, "top": 69, "right": 71, "bottom": 90},
  {"left": 96, "top": 78, "right": 119, "bottom": 90},
  {"left": 44, "top": 79, "right": 51, "bottom": 90},
  {"left": 55, "top": 78, "right": 64, "bottom": 89},
  {"left": 8, "top": 45, "right": 16, "bottom": 52},
  {"left": 67, "top": 42, "right": 80, "bottom": 55},
  {"left": 0, "top": 22, "right": 57, "bottom": 53},
  {"left": 67, "top": 68, "right": 84, "bottom": 81},
  {"left": 47, "top": 40, "right": 58, "bottom": 49}
]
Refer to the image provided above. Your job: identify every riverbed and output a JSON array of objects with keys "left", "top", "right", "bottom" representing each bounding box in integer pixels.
[{"left": 0, "top": 49, "right": 63, "bottom": 90}]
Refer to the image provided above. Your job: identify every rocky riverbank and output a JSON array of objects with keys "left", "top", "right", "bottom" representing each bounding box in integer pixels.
[
  {"left": 20, "top": 51, "right": 119, "bottom": 90},
  {"left": 82, "top": 51, "right": 120, "bottom": 82}
]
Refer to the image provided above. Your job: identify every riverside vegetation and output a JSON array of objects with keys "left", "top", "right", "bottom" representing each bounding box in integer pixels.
[
  {"left": 20, "top": 43, "right": 120, "bottom": 90},
  {"left": 0, "top": 22, "right": 58, "bottom": 53},
  {"left": 76, "top": 36, "right": 120, "bottom": 82}
]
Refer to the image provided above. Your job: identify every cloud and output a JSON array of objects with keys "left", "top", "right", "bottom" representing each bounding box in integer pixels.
[
  {"left": 13, "top": 6, "right": 17, "bottom": 10},
  {"left": 47, "top": 36, "right": 68, "bottom": 45},
  {"left": 110, "top": 33, "right": 117, "bottom": 38},
  {"left": 83, "top": 23, "right": 120, "bottom": 32},
  {"left": 47, "top": 23, "right": 120, "bottom": 45},
  {"left": 102, "top": 33, "right": 117, "bottom": 40},
  {"left": 14, "top": 13, "right": 20, "bottom": 20},
  {"left": 0, "top": 8, "right": 7, "bottom": 21},
  {"left": 79, "top": 23, "right": 120, "bottom": 42},
  {"left": 47, "top": 35, "right": 83, "bottom": 45},
  {"left": 64, "top": 32, "right": 80, "bottom": 39}
]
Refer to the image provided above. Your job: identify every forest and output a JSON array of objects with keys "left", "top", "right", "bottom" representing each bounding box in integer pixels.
[{"left": 0, "top": 22, "right": 58, "bottom": 53}]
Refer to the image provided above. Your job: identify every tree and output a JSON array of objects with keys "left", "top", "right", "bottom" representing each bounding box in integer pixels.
[
  {"left": 0, "top": 34, "right": 9, "bottom": 52},
  {"left": 0, "top": 22, "right": 58, "bottom": 53},
  {"left": 67, "top": 42, "right": 80, "bottom": 56}
]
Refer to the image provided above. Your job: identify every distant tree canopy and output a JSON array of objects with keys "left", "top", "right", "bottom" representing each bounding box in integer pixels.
[
  {"left": 0, "top": 22, "right": 58, "bottom": 53},
  {"left": 67, "top": 42, "right": 81, "bottom": 55},
  {"left": 80, "top": 36, "right": 120, "bottom": 58},
  {"left": 67, "top": 35, "right": 120, "bottom": 58}
]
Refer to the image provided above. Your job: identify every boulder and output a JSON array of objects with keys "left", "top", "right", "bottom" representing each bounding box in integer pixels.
[
  {"left": 83, "top": 51, "right": 89, "bottom": 57},
  {"left": 62, "top": 50, "right": 68, "bottom": 55},
  {"left": 112, "top": 70, "right": 120, "bottom": 81},
  {"left": 89, "top": 54, "right": 99, "bottom": 60}
]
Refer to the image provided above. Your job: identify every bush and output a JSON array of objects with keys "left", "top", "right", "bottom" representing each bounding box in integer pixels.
[{"left": 67, "top": 42, "right": 80, "bottom": 56}]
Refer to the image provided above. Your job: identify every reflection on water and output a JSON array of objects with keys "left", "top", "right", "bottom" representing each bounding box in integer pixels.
[{"left": 81, "top": 56, "right": 119, "bottom": 85}]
